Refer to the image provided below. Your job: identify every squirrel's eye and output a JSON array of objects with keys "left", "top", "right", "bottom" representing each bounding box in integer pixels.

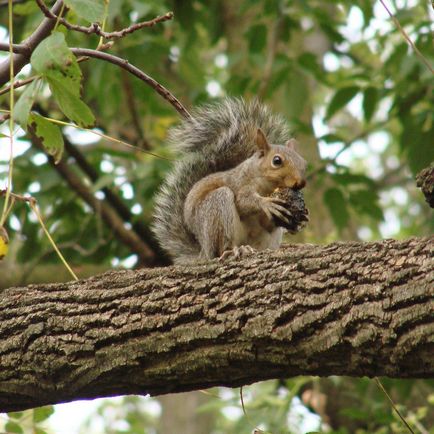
[{"left": 272, "top": 155, "right": 283, "bottom": 167}]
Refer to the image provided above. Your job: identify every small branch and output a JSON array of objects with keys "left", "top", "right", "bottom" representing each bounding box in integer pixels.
[
  {"left": 70, "top": 48, "right": 191, "bottom": 118},
  {"left": 1, "top": 47, "right": 190, "bottom": 119},
  {"left": 119, "top": 67, "right": 151, "bottom": 149},
  {"left": 379, "top": 0, "right": 434, "bottom": 74},
  {"left": 0, "top": 42, "right": 31, "bottom": 55},
  {"left": 0, "top": 0, "right": 65, "bottom": 86},
  {"left": 258, "top": 16, "right": 283, "bottom": 99},
  {"left": 0, "top": 189, "right": 78, "bottom": 280},
  {"left": 0, "top": 113, "right": 10, "bottom": 123},
  {"left": 0, "top": 188, "right": 33, "bottom": 203},
  {"left": 62, "top": 137, "right": 167, "bottom": 262},
  {"left": 0, "top": 75, "right": 37, "bottom": 96},
  {"left": 307, "top": 121, "right": 388, "bottom": 180},
  {"left": 29, "top": 131, "right": 159, "bottom": 266},
  {"left": 35, "top": 0, "right": 173, "bottom": 40}
]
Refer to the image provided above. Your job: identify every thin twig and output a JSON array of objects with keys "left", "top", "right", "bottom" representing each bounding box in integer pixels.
[
  {"left": 63, "top": 138, "right": 165, "bottom": 257},
  {"left": 44, "top": 115, "right": 172, "bottom": 161},
  {"left": 35, "top": 0, "right": 173, "bottom": 40},
  {"left": 0, "top": 75, "right": 38, "bottom": 96},
  {"left": 0, "top": 46, "right": 191, "bottom": 119},
  {"left": 0, "top": 108, "right": 172, "bottom": 161},
  {"left": 374, "top": 377, "right": 415, "bottom": 434},
  {"left": 70, "top": 48, "right": 191, "bottom": 118},
  {"left": 0, "top": 189, "right": 33, "bottom": 203},
  {"left": 29, "top": 200, "right": 78, "bottom": 280},
  {"left": 379, "top": 0, "right": 434, "bottom": 74},
  {"left": 0, "top": 0, "right": 64, "bottom": 86},
  {"left": 239, "top": 387, "right": 270, "bottom": 434},
  {"left": 307, "top": 121, "right": 388, "bottom": 180},
  {"left": 119, "top": 67, "right": 150, "bottom": 149},
  {"left": 0, "top": 189, "right": 78, "bottom": 280},
  {"left": 29, "top": 132, "right": 158, "bottom": 265},
  {"left": 258, "top": 15, "right": 283, "bottom": 99},
  {"left": 0, "top": 112, "right": 10, "bottom": 123}
]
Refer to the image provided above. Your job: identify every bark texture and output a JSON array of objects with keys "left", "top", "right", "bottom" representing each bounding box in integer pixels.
[{"left": 0, "top": 237, "right": 433, "bottom": 412}]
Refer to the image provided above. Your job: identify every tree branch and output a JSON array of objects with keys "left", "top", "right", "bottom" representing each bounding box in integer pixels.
[
  {"left": 69, "top": 48, "right": 191, "bottom": 118},
  {"left": 62, "top": 137, "right": 168, "bottom": 263},
  {"left": 0, "top": 237, "right": 432, "bottom": 412},
  {"left": 0, "top": 0, "right": 64, "bottom": 86},
  {"left": 0, "top": 44, "right": 191, "bottom": 119},
  {"left": 29, "top": 130, "right": 160, "bottom": 266},
  {"left": 35, "top": 0, "right": 174, "bottom": 40}
]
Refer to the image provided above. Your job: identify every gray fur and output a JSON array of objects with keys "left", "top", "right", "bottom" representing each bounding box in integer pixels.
[{"left": 151, "top": 97, "right": 291, "bottom": 264}]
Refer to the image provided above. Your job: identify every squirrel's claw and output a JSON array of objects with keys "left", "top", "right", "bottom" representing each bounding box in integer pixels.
[
  {"left": 219, "top": 245, "right": 256, "bottom": 261},
  {"left": 261, "top": 197, "right": 292, "bottom": 223}
]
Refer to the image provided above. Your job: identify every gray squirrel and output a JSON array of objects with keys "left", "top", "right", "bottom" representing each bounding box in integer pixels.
[{"left": 152, "top": 98, "right": 307, "bottom": 264}]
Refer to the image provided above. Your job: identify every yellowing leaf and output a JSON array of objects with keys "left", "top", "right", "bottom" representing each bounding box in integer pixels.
[
  {"left": 29, "top": 113, "right": 64, "bottom": 163},
  {"left": 0, "top": 227, "right": 9, "bottom": 260}
]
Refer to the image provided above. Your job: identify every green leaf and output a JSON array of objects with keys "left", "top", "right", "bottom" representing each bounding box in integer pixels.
[
  {"left": 31, "top": 32, "right": 82, "bottom": 95},
  {"left": 245, "top": 24, "right": 267, "bottom": 53},
  {"left": 326, "top": 86, "right": 359, "bottom": 120},
  {"left": 319, "top": 133, "right": 345, "bottom": 144},
  {"left": 324, "top": 187, "right": 350, "bottom": 230},
  {"left": 349, "top": 189, "right": 383, "bottom": 222},
  {"left": 30, "top": 32, "right": 94, "bottom": 126},
  {"left": 14, "top": 1, "right": 39, "bottom": 15},
  {"left": 363, "top": 87, "right": 378, "bottom": 122},
  {"left": 33, "top": 406, "right": 55, "bottom": 423},
  {"left": 28, "top": 113, "right": 64, "bottom": 163},
  {"left": 47, "top": 76, "right": 95, "bottom": 128},
  {"left": 297, "top": 52, "right": 324, "bottom": 82},
  {"left": 6, "top": 411, "right": 23, "bottom": 419},
  {"left": 5, "top": 421, "right": 24, "bottom": 434},
  {"left": 332, "top": 172, "right": 375, "bottom": 187},
  {"left": 14, "top": 80, "right": 39, "bottom": 129},
  {"left": 63, "top": 0, "right": 105, "bottom": 23}
]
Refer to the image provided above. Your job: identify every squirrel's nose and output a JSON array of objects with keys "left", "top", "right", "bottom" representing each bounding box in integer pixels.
[{"left": 293, "top": 178, "right": 306, "bottom": 190}]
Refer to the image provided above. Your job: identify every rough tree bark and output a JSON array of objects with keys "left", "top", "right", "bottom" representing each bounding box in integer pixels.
[{"left": 0, "top": 237, "right": 433, "bottom": 412}]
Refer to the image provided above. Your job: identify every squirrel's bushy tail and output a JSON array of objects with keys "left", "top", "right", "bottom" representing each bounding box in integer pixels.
[{"left": 152, "top": 97, "right": 290, "bottom": 263}]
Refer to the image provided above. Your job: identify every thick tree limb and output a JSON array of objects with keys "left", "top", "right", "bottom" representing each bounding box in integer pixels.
[{"left": 0, "top": 237, "right": 433, "bottom": 412}]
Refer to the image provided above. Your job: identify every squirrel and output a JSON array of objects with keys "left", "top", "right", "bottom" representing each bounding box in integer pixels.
[{"left": 152, "top": 98, "right": 307, "bottom": 264}]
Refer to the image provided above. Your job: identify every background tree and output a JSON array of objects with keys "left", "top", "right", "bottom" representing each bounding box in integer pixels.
[{"left": 0, "top": 0, "right": 433, "bottom": 433}]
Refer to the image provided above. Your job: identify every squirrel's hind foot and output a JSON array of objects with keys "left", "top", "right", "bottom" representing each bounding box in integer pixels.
[{"left": 219, "top": 245, "right": 256, "bottom": 261}]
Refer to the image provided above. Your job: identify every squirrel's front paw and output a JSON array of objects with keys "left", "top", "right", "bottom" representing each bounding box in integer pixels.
[
  {"left": 261, "top": 197, "right": 292, "bottom": 224},
  {"left": 219, "top": 245, "right": 256, "bottom": 261}
]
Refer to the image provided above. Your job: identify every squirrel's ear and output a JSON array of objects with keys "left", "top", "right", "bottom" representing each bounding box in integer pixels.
[
  {"left": 256, "top": 128, "right": 270, "bottom": 154},
  {"left": 286, "top": 138, "right": 298, "bottom": 150}
]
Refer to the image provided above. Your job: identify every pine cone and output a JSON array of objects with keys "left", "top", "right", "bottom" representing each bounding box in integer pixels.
[{"left": 271, "top": 188, "right": 309, "bottom": 233}]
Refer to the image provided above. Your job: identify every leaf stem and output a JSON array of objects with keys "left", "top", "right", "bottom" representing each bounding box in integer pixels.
[
  {"left": 374, "top": 377, "right": 415, "bottom": 434},
  {"left": 28, "top": 199, "right": 78, "bottom": 281}
]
